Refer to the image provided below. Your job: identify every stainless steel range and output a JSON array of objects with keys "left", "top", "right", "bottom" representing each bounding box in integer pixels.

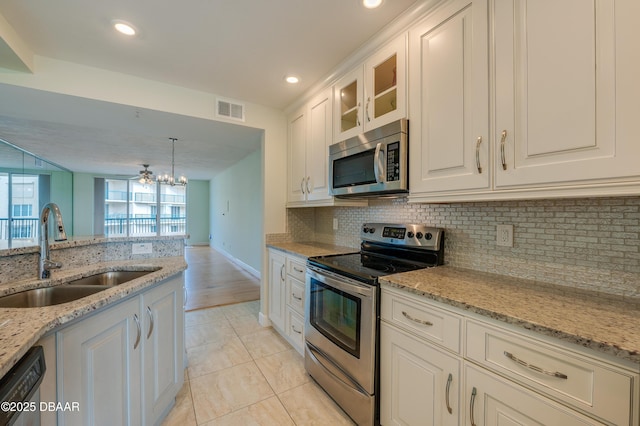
[{"left": 304, "top": 223, "right": 445, "bottom": 425}]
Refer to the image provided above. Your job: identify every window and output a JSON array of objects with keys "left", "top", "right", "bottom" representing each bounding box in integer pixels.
[
  {"left": 1, "top": 173, "right": 41, "bottom": 249},
  {"left": 103, "top": 179, "right": 186, "bottom": 237},
  {"left": 12, "top": 204, "right": 33, "bottom": 217}
]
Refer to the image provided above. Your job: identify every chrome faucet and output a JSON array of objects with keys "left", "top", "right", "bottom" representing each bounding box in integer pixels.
[{"left": 39, "top": 203, "right": 68, "bottom": 279}]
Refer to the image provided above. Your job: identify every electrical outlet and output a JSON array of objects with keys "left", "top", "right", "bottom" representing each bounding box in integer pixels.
[
  {"left": 132, "top": 243, "right": 152, "bottom": 254},
  {"left": 333, "top": 218, "right": 339, "bottom": 231},
  {"left": 496, "top": 224, "right": 514, "bottom": 247}
]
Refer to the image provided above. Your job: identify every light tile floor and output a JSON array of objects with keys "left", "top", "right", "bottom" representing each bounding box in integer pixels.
[{"left": 162, "top": 300, "right": 355, "bottom": 425}]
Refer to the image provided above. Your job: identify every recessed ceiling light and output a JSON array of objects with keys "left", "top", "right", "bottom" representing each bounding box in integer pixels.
[
  {"left": 112, "top": 20, "right": 137, "bottom": 36},
  {"left": 285, "top": 76, "right": 300, "bottom": 84},
  {"left": 362, "top": 0, "right": 383, "bottom": 9}
]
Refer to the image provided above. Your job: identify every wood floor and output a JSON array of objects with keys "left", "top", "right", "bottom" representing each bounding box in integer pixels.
[{"left": 184, "top": 246, "right": 261, "bottom": 311}]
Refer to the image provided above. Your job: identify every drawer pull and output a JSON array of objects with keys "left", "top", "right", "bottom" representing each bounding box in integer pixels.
[
  {"left": 292, "top": 294, "right": 302, "bottom": 301},
  {"left": 504, "top": 351, "right": 568, "bottom": 380},
  {"left": 445, "top": 373, "right": 453, "bottom": 414},
  {"left": 402, "top": 311, "right": 433, "bottom": 327},
  {"left": 469, "top": 387, "right": 477, "bottom": 426},
  {"left": 293, "top": 266, "right": 304, "bottom": 273},
  {"left": 291, "top": 325, "right": 302, "bottom": 334}
]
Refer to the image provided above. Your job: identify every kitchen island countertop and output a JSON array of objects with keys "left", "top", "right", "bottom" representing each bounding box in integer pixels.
[
  {"left": 0, "top": 256, "right": 187, "bottom": 378},
  {"left": 381, "top": 266, "right": 640, "bottom": 366}
]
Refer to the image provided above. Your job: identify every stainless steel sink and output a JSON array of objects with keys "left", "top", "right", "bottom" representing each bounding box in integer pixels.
[
  {"left": 0, "top": 270, "right": 154, "bottom": 308},
  {"left": 0, "top": 286, "right": 108, "bottom": 308},
  {"left": 66, "top": 270, "right": 152, "bottom": 286}
]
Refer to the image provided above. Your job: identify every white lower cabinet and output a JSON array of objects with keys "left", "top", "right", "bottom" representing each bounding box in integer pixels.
[
  {"left": 142, "top": 277, "right": 185, "bottom": 425},
  {"left": 380, "top": 285, "right": 639, "bottom": 426},
  {"left": 380, "top": 322, "right": 461, "bottom": 426},
  {"left": 464, "top": 364, "right": 601, "bottom": 426},
  {"left": 268, "top": 249, "right": 306, "bottom": 354},
  {"left": 268, "top": 249, "right": 286, "bottom": 331},
  {"left": 41, "top": 274, "right": 184, "bottom": 426},
  {"left": 58, "top": 296, "right": 143, "bottom": 426}
]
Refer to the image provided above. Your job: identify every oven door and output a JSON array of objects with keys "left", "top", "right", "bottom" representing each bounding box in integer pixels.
[{"left": 304, "top": 265, "right": 377, "bottom": 393}]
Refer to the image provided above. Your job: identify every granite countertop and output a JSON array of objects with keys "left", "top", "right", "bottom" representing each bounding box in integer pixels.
[
  {"left": 0, "top": 234, "right": 188, "bottom": 257},
  {"left": 267, "top": 241, "right": 357, "bottom": 258},
  {"left": 0, "top": 256, "right": 187, "bottom": 378},
  {"left": 380, "top": 266, "right": 640, "bottom": 367}
]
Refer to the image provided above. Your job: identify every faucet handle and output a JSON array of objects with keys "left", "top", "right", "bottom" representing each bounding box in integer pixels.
[{"left": 43, "top": 259, "right": 63, "bottom": 271}]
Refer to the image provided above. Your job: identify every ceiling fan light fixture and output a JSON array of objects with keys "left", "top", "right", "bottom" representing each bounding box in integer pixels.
[{"left": 138, "top": 164, "right": 154, "bottom": 185}]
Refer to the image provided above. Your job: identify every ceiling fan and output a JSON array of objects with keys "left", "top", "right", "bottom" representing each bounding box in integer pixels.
[{"left": 134, "top": 164, "right": 154, "bottom": 184}]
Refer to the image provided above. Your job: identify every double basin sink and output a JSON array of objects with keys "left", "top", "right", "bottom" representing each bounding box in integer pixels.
[{"left": 0, "top": 271, "right": 153, "bottom": 308}]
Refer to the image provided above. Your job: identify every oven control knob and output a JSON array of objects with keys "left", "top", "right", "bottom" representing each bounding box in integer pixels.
[
  {"left": 407, "top": 231, "right": 414, "bottom": 238},
  {"left": 362, "top": 227, "right": 369, "bottom": 233},
  {"left": 369, "top": 227, "right": 376, "bottom": 234},
  {"left": 425, "top": 232, "right": 433, "bottom": 240},
  {"left": 416, "top": 232, "right": 423, "bottom": 239}
]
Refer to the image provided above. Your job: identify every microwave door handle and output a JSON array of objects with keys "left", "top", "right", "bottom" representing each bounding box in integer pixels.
[{"left": 373, "top": 142, "right": 385, "bottom": 184}]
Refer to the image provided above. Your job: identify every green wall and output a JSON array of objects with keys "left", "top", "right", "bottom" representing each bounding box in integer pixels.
[
  {"left": 186, "top": 180, "right": 210, "bottom": 245},
  {"left": 210, "top": 150, "right": 263, "bottom": 274}
]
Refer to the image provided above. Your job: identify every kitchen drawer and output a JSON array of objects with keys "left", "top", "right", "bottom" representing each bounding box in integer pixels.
[
  {"left": 466, "top": 320, "right": 636, "bottom": 426},
  {"left": 286, "top": 307, "right": 305, "bottom": 354},
  {"left": 287, "top": 256, "right": 307, "bottom": 282},
  {"left": 381, "top": 286, "right": 462, "bottom": 354},
  {"left": 286, "top": 275, "right": 305, "bottom": 315}
]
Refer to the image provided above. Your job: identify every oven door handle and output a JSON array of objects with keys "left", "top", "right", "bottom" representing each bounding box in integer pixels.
[
  {"left": 307, "top": 267, "right": 374, "bottom": 297},
  {"left": 373, "top": 142, "right": 385, "bottom": 184}
]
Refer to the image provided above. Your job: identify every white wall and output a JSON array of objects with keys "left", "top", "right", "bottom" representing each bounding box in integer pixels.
[{"left": 210, "top": 150, "right": 263, "bottom": 275}]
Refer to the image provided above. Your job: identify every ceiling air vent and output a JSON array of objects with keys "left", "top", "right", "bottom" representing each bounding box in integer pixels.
[{"left": 216, "top": 98, "right": 245, "bottom": 122}]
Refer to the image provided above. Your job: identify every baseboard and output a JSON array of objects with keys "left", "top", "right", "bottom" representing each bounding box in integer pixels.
[
  {"left": 258, "top": 311, "right": 271, "bottom": 327},
  {"left": 215, "top": 248, "right": 261, "bottom": 279}
]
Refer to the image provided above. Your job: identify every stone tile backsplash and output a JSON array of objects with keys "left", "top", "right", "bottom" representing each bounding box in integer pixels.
[{"left": 281, "top": 197, "right": 640, "bottom": 298}]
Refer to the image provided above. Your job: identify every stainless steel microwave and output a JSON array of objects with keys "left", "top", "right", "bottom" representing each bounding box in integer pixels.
[{"left": 329, "top": 119, "right": 408, "bottom": 198}]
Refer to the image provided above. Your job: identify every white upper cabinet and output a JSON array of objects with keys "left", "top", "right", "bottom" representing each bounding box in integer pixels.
[
  {"left": 334, "top": 34, "right": 407, "bottom": 142},
  {"left": 287, "top": 88, "right": 367, "bottom": 207},
  {"left": 305, "top": 90, "right": 333, "bottom": 202},
  {"left": 409, "top": 0, "right": 489, "bottom": 195},
  {"left": 494, "top": 0, "right": 639, "bottom": 190},
  {"left": 288, "top": 107, "right": 307, "bottom": 204},
  {"left": 408, "top": 0, "right": 640, "bottom": 202}
]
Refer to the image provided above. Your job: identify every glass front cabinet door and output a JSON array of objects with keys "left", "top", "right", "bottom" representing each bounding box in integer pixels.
[{"left": 334, "top": 34, "right": 407, "bottom": 142}]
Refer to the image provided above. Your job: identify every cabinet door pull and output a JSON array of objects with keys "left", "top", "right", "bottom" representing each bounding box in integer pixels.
[
  {"left": 504, "top": 351, "right": 568, "bottom": 379},
  {"left": 475, "top": 136, "right": 483, "bottom": 174},
  {"left": 356, "top": 102, "right": 361, "bottom": 126},
  {"left": 401, "top": 311, "right": 433, "bottom": 326},
  {"left": 366, "top": 96, "right": 371, "bottom": 122},
  {"left": 280, "top": 264, "right": 285, "bottom": 282},
  {"left": 469, "top": 387, "right": 477, "bottom": 426},
  {"left": 306, "top": 176, "right": 311, "bottom": 194},
  {"left": 445, "top": 373, "right": 453, "bottom": 414},
  {"left": 500, "top": 130, "right": 508, "bottom": 170},
  {"left": 146, "top": 306, "right": 154, "bottom": 339},
  {"left": 133, "top": 314, "right": 141, "bottom": 350},
  {"left": 300, "top": 178, "right": 306, "bottom": 194}
]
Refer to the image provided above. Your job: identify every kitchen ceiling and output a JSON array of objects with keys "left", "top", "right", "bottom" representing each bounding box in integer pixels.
[{"left": 0, "top": 0, "right": 417, "bottom": 179}]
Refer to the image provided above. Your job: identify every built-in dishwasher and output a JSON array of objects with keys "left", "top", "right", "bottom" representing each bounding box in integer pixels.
[{"left": 0, "top": 346, "right": 46, "bottom": 426}]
